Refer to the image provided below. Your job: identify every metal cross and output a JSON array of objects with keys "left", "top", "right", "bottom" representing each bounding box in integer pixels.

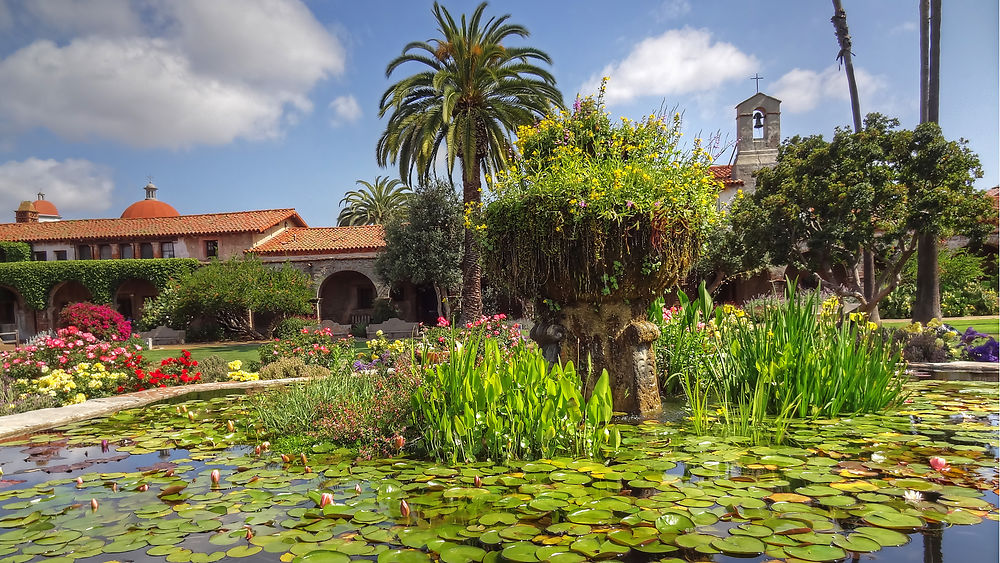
[{"left": 750, "top": 73, "right": 763, "bottom": 93}]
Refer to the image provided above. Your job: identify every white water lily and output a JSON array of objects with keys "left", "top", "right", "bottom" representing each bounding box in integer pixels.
[
  {"left": 903, "top": 489, "right": 924, "bottom": 504},
  {"left": 870, "top": 452, "right": 886, "bottom": 463}
]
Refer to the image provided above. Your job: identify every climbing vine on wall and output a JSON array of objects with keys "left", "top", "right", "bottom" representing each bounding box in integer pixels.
[
  {"left": 0, "top": 242, "right": 32, "bottom": 263},
  {"left": 0, "top": 259, "right": 199, "bottom": 310}
]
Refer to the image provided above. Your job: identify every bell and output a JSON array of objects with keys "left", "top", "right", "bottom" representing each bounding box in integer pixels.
[{"left": 753, "top": 112, "right": 765, "bottom": 129}]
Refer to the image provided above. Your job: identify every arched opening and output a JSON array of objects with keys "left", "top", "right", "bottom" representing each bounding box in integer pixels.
[
  {"left": 319, "top": 271, "right": 377, "bottom": 325},
  {"left": 752, "top": 108, "right": 766, "bottom": 140},
  {"left": 0, "top": 286, "right": 28, "bottom": 343},
  {"left": 114, "top": 279, "right": 159, "bottom": 323},
  {"left": 50, "top": 281, "right": 93, "bottom": 329}
]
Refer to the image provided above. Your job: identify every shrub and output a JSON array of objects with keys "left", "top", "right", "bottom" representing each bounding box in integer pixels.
[
  {"left": 258, "top": 327, "right": 353, "bottom": 369},
  {"left": 59, "top": 302, "right": 132, "bottom": 341},
  {"left": 1, "top": 327, "right": 145, "bottom": 383},
  {"left": 350, "top": 323, "right": 367, "bottom": 338},
  {"left": 371, "top": 299, "right": 399, "bottom": 324},
  {"left": 13, "top": 361, "right": 132, "bottom": 406},
  {"left": 353, "top": 331, "right": 408, "bottom": 375},
  {"left": 131, "top": 350, "right": 201, "bottom": 390},
  {"left": 0, "top": 376, "right": 57, "bottom": 415},
  {"left": 889, "top": 320, "right": 963, "bottom": 362},
  {"left": 274, "top": 317, "right": 314, "bottom": 340},
  {"left": 226, "top": 360, "right": 259, "bottom": 382},
  {"left": 960, "top": 327, "right": 999, "bottom": 362},
  {"left": 410, "top": 333, "right": 616, "bottom": 463},
  {"left": 258, "top": 357, "right": 330, "bottom": 380},
  {"left": 196, "top": 355, "right": 230, "bottom": 383},
  {"left": 251, "top": 357, "right": 418, "bottom": 459}
]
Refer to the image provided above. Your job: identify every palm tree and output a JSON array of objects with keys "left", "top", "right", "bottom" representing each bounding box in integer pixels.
[
  {"left": 336, "top": 176, "right": 411, "bottom": 226},
  {"left": 377, "top": 1, "right": 563, "bottom": 321}
]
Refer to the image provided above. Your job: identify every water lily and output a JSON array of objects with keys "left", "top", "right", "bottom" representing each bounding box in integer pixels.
[
  {"left": 870, "top": 452, "right": 886, "bottom": 463},
  {"left": 319, "top": 492, "right": 334, "bottom": 507},
  {"left": 474, "top": 475, "right": 483, "bottom": 488},
  {"left": 226, "top": 420, "right": 235, "bottom": 432},
  {"left": 355, "top": 483, "right": 362, "bottom": 494},
  {"left": 137, "top": 484, "right": 149, "bottom": 492},
  {"left": 392, "top": 435, "right": 406, "bottom": 450},
  {"left": 280, "top": 454, "right": 291, "bottom": 463},
  {"left": 300, "top": 453, "right": 308, "bottom": 465},
  {"left": 929, "top": 456, "right": 950, "bottom": 471},
  {"left": 400, "top": 499, "right": 411, "bottom": 517},
  {"left": 210, "top": 469, "right": 220, "bottom": 485},
  {"left": 90, "top": 499, "right": 98, "bottom": 511},
  {"left": 75, "top": 476, "right": 83, "bottom": 487},
  {"left": 261, "top": 441, "right": 271, "bottom": 451},
  {"left": 903, "top": 489, "right": 924, "bottom": 504}
]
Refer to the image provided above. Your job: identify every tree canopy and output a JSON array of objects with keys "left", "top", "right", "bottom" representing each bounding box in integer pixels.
[
  {"left": 337, "top": 176, "right": 411, "bottom": 226},
  {"left": 727, "top": 113, "right": 988, "bottom": 314},
  {"left": 376, "top": 180, "right": 464, "bottom": 318}
]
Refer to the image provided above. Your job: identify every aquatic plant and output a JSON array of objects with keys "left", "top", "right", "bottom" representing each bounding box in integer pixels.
[{"left": 411, "top": 332, "right": 616, "bottom": 462}]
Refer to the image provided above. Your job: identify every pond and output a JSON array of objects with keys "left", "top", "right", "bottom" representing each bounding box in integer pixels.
[{"left": 0, "top": 380, "right": 995, "bottom": 563}]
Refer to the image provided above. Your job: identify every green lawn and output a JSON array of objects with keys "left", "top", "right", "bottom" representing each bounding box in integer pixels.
[
  {"left": 141, "top": 339, "right": 372, "bottom": 366},
  {"left": 881, "top": 316, "right": 999, "bottom": 338},
  {"left": 142, "top": 342, "right": 263, "bottom": 366}
]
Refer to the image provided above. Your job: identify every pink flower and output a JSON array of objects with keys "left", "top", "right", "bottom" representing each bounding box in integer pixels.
[
  {"left": 436, "top": 317, "right": 449, "bottom": 328},
  {"left": 319, "top": 492, "right": 334, "bottom": 507},
  {"left": 929, "top": 457, "right": 949, "bottom": 472}
]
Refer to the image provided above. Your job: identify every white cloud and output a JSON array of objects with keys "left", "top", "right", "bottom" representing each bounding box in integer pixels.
[
  {"left": 771, "top": 64, "right": 887, "bottom": 114},
  {"left": 22, "top": 0, "right": 141, "bottom": 36},
  {"left": 654, "top": 0, "right": 691, "bottom": 21},
  {"left": 582, "top": 28, "right": 758, "bottom": 104},
  {"left": 0, "top": 158, "right": 114, "bottom": 215},
  {"left": 890, "top": 21, "right": 918, "bottom": 34},
  {"left": 0, "top": 0, "right": 345, "bottom": 149},
  {"left": 329, "top": 95, "right": 362, "bottom": 126}
]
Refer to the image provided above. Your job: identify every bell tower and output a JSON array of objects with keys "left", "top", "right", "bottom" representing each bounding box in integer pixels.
[{"left": 732, "top": 92, "right": 781, "bottom": 194}]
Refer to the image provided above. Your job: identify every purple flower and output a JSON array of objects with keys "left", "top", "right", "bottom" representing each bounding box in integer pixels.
[
  {"left": 626, "top": 200, "right": 635, "bottom": 208},
  {"left": 573, "top": 97, "right": 582, "bottom": 113},
  {"left": 578, "top": 200, "right": 587, "bottom": 207}
]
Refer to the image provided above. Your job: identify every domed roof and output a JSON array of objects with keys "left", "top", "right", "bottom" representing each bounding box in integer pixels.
[
  {"left": 33, "top": 193, "right": 59, "bottom": 217},
  {"left": 121, "top": 182, "right": 180, "bottom": 219}
]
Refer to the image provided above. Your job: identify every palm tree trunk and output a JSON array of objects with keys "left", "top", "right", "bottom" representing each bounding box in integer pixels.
[
  {"left": 832, "top": 0, "right": 877, "bottom": 317},
  {"left": 461, "top": 157, "right": 483, "bottom": 322},
  {"left": 913, "top": 0, "right": 942, "bottom": 322}
]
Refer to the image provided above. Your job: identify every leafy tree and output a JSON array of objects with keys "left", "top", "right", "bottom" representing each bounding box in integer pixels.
[
  {"left": 729, "top": 114, "right": 987, "bottom": 315},
  {"left": 171, "top": 258, "right": 312, "bottom": 340},
  {"left": 898, "top": 122, "right": 987, "bottom": 321},
  {"left": 337, "top": 176, "right": 411, "bottom": 226},
  {"left": 377, "top": 1, "right": 563, "bottom": 321},
  {"left": 376, "top": 180, "right": 464, "bottom": 319}
]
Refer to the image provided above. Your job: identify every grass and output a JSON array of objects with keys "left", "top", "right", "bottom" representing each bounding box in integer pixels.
[
  {"left": 880, "top": 316, "right": 999, "bottom": 339},
  {"left": 140, "top": 339, "right": 374, "bottom": 366},
  {"left": 141, "top": 342, "right": 263, "bottom": 366}
]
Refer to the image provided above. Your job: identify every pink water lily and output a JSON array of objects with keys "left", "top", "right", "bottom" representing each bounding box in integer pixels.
[
  {"left": 929, "top": 456, "right": 949, "bottom": 471},
  {"left": 210, "top": 469, "right": 220, "bottom": 485},
  {"left": 319, "top": 492, "right": 334, "bottom": 508}
]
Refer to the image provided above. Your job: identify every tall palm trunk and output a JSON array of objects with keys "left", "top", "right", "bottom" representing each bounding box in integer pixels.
[
  {"left": 461, "top": 157, "right": 483, "bottom": 322},
  {"left": 831, "top": 0, "right": 878, "bottom": 320},
  {"left": 913, "top": 0, "right": 942, "bottom": 323}
]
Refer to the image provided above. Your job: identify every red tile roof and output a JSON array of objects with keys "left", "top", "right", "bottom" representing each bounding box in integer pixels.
[
  {"left": 709, "top": 165, "right": 744, "bottom": 187},
  {"left": 251, "top": 226, "right": 385, "bottom": 256},
  {"left": 0, "top": 209, "right": 307, "bottom": 242},
  {"left": 986, "top": 187, "right": 999, "bottom": 211}
]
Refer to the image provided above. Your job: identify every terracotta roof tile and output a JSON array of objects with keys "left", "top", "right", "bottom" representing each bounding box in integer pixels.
[
  {"left": 0, "top": 209, "right": 307, "bottom": 242},
  {"left": 708, "top": 165, "right": 744, "bottom": 186},
  {"left": 251, "top": 226, "right": 385, "bottom": 255}
]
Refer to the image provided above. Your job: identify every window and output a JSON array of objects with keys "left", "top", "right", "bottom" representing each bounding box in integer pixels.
[
  {"left": 140, "top": 242, "right": 154, "bottom": 259},
  {"left": 161, "top": 242, "right": 175, "bottom": 258},
  {"left": 77, "top": 245, "right": 92, "bottom": 260},
  {"left": 33, "top": 251, "right": 46, "bottom": 261},
  {"left": 99, "top": 244, "right": 112, "bottom": 260},
  {"left": 55, "top": 250, "right": 67, "bottom": 261},
  {"left": 119, "top": 244, "right": 134, "bottom": 259},
  {"left": 205, "top": 240, "right": 218, "bottom": 259}
]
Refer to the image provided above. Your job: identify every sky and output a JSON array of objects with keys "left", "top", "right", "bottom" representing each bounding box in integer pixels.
[{"left": 0, "top": 0, "right": 996, "bottom": 227}]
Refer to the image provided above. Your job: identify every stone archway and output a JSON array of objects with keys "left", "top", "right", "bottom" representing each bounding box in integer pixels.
[
  {"left": 0, "top": 286, "right": 31, "bottom": 343},
  {"left": 49, "top": 281, "right": 93, "bottom": 328},
  {"left": 318, "top": 271, "right": 377, "bottom": 325},
  {"left": 114, "top": 279, "right": 159, "bottom": 323}
]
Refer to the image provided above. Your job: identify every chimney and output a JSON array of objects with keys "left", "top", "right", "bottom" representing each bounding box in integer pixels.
[{"left": 15, "top": 201, "right": 38, "bottom": 223}]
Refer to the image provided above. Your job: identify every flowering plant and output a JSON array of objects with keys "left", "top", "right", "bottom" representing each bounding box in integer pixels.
[
  {"left": 130, "top": 350, "right": 201, "bottom": 390},
  {"left": 960, "top": 327, "right": 999, "bottom": 362},
  {"left": 420, "top": 314, "right": 525, "bottom": 355},
  {"left": 481, "top": 80, "right": 720, "bottom": 303},
  {"left": 14, "top": 361, "right": 129, "bottom": 405},
  {"left": 227, "top": 359, "right": 260, "bottom": 381},
  {"left": 352, "top": 330, "right": 407, "bottom": 374},
  {"left": 58, "top": 302, "right": 132, "bottom": 341},
  {"left": 259, "top": 327, "right": 353, "bottom": 369},
  {"left": 1, "top": 327, "right": 145, "bottom": 382}
]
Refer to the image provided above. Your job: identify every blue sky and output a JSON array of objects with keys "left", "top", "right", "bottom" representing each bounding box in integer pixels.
[{"left": 0, "top": 0, "right": 996, "bottom": 226}]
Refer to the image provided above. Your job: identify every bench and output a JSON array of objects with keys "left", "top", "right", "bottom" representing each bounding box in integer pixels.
[{"left": 366, "top": 318, "right": 419, "bottom": 341}]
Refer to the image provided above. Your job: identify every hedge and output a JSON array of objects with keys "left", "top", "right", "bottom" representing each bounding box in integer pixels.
[
  {"left": 0, "top": 242, "right": 32, "bottom": 263},
  {"left": 0, "top": 259, "right": 200, "bottom": 309}
]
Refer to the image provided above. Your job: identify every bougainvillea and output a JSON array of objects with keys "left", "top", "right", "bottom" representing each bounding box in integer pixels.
[{"left": 59, "top": 302, "right": 132, "bottom": 341}]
